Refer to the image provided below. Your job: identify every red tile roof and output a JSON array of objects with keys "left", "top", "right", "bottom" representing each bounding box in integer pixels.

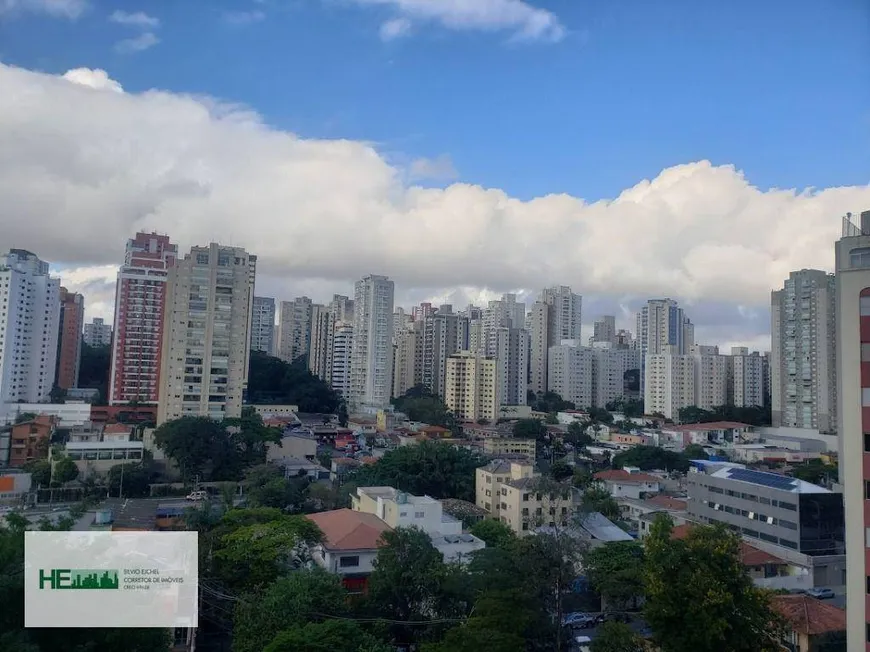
[
  {"left": 306, "top": 509, "right": 392, "bottom": 551},
  {"left": 665, "top": 421, "right": 751, "bottom": 432},
  {"left": 103, "top": 423, "right": 132, "bottom": 435},
  {"left": 670, "top": 524, "right": 786, "bottom": 566},
  {"left": 595, "top": 469, "right": 660, "bottom": 484},
  {"left": 419, "top": 425, "right": 449, "bottom": 434},
  {"left": 645, "top": 495, "right": 687, "bottom": 511},
  {"left": 771, "top": 595, "right": 846, "bottom": 636}
]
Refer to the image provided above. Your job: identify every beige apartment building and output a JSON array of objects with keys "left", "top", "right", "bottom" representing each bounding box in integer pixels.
[
  {"left": 475, "top": 459, "right": 535, "bottom": 516},
  {"left": 157, "top": 244, "right": 256, "bottom": 424},
  {"left": 482, "top": 437, "right": 536, "bottom": 459},
  {"left": 444, "top": 351, "right": 499, "bottom": 422}
]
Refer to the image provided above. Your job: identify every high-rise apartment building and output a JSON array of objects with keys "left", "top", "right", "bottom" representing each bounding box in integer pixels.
[
  {"left": 250, "top": 296, "right": 276, "bottom": 355},
  {"left": 834, "top": 210, "right": 870, "bottom": 651},
  {"left": 493, "top": 327, "right": 529, "bottom": 406},
  {"left": 157, "top": 244, "right": 256, "bottom": 424},
  {"left": 330, "top": 321, "right": 354, "bottom": 399},
  {"left": 109, "top": 232, "right": 177, "bottom": 405},
  {"left": 421, "top": 306, "right": 464, "bottom": 398},
  {"left": 528, "top": 286, "right": 583, "bottom": 396},
  {"left": 590, "top": 315, "right": 616, "bottom": 345},
  {"left": 730, "top": 347, "right": 765, "bottom": 408},
  {"left": 350, "top": 275, "right": 394, "bottom": 409},
  {"left": 55, "top": 287, "right": 84, "bottom": 390},
  {"left": 412, "top": 302, "right": 435, "bottom": 323},
  {"left": 637, "top": 298, "right": 694, "bottom": 393},
  {"left": 691, "top": 344, "right": 729, "bottom": 411},
  {"left": 278, "top": 296, "right": 313, "bottom": 364},
  {"left": 392, "top": 321, "right": 420, "bottom": 399},
  {"left": 644, "top": 346, "right": 695, "bottom": 419},
  {"left": 590, "top": 343, "right": 641, "bottom": 408},
  {"left": 528, "top": 301, "right": 549, "bottom": 395},
  {"left": 444, "top": 351, "right": 498, "bottom": 422},
  {"left": 770, "top": 269, "right": 837, "bottom": 433},
  {"left": 547, "top": 343, "right": 593, "bottom": 409},
  {"left": 83, "top": 317, "right": 112, "bottom": 347},
  {"left": 329, "top": 294, "right": 354, "bottom": 323},
  {"left": 0, "top": 250, "right": 61, "bottom": 404},
  {"left": 308, "top": 304, "right": 335, "bottom": 382}
]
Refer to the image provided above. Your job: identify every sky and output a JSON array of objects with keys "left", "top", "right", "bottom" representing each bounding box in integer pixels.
[{"left": 0, "top": 0, "right": 869, "bottom": 352}]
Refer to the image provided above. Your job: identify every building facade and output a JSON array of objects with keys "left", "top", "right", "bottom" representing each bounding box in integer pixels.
[
  {"left": 330, "top": 321, "right": 354, "bottom": 399},
  {"left": 692, "top": 345, "right": 729, "bottom": 411},
  {"left": 637, "top": 298, "right": 694, "bottom": 393},
  {"left": 591, "top": 343, "right": 641, "bottom": 408},
  {"left": 109, "top": 232, "right": 177, "bottom": 405},
  {"left": 527, "top": 301, "right": 550, "bottom": 395},
  {"left": 392, "top": 321, "right": 420, "bottom": 399},
  {"left": 547, "top": 344, "right": 593, "bottom": 409},
  {"left": 644, "top": 346, "right": 695, "bottom": 419},
  {"left": 590, "top": 315, "right": 616, "bottom": 345},
  {"left": 250, "top": 296, "right": 275, "bottom": 356},
  {"left": 0, "top": 250, "right": 61, "bottom": 404},
  {"left": 350, "top": 275, "right": 394, "bottom": 409},
  {"left": 83, "top": 317, "right": 112, "bottom": 347},
  {"left": 308, "top": 303, "right": 335, "bottom": 382},
  {"left": 56, "top": 287, "right": 84, "bottom": 390},
  {"left": 834, "top": 210, "right": 870, "bottom": 652},
  {"left": 771, "top": 269, "right": 837, "bottom": 433},
  {"left": 157, "top": 244, "right": 256, "bottom": 423},
  {"left": 444, "top": 351, "right": 498, "bottom": 422},
  {"left": 493, "top": 326, "right": 529, "bottom": 406},
  {"left": 731, "top": 347, "right": 765, "bottom": 408},
  {"left": 278, "top": 296, "right": 313, "bottom": 364}
]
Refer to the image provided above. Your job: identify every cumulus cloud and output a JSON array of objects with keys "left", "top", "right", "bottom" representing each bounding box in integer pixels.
[
  {"left": 114, "top": 32, "right": 159, "bottom": 54},
  {"left": 350, "top": 0, "right": 565, "bottom": 42},
  {"left": 408, "top": 154, "right": 458, "bottom": 181},
  {"left": 0, "top": 0, "right": 86, "bottom": 19},
  {"left": 109, "top": 9, "right": 159, "bottom": 28},
  {"left": 1, "top": 62, "right": 869, "bottom": 338}
]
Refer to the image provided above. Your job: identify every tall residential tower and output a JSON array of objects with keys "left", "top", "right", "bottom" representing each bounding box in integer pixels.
[{"left": 350, "top": 275, "right": 394, "bottom": 409}]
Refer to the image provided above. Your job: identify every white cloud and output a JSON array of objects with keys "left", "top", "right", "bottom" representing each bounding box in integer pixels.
[
  {"left": 114, "top": 32, "right": 159, "bottom": 54},
  {"left": 379, "top": 16, "right": 411, "bottom": 40},
  {"left": 222, "top": 10, "right": 265, "bottom": 25},
  {"left": 62, "top": 67, "right": 123, "bottom": 92},
  {"left": 351, "top": 0, "right": 564, "bottom": 42},
  {"left": 1, "top": 62, "right": 869, "bottom": 337},
  {"left": 0, "top": 0, "right": 86, "bottom": 19},
  {"left": 109, "top": 9, "right": 159, "bottom": 28},
  {"left": 408, "top": 154, "right": 457, "bottom": 181}
]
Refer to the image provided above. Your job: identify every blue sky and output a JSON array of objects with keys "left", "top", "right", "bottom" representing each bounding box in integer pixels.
[{"left": 2, "top": 0, "right": 868, "bottom": 202}]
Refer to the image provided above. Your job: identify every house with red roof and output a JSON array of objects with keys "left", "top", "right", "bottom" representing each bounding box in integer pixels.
[
  {"left": 770, "top": 594, "right": 845, "bottom": 652},
  {"left": 306, "top": 508, "right": 392, "bottom": 594},
  {"left": 594, "top": 468, "right": 661, "bottom": 499}
]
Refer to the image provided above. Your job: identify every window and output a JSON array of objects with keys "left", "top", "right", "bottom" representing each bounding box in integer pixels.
[
  {"left": 339, "top": 556, "right": 359, "bottom": 568},
  {"left": 866, "top": 433, "right": 870, "bottom": 453},
  {"left": 414, "top": 511, "right": 424, "bottom": 518}
]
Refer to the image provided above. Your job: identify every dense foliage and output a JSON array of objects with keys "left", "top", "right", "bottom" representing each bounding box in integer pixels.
[
  {"left": 247, "top": 351, "right": 341, "bottom": 413},
  {"left": 790, "top": 459, "right": 838, "bottom": 485},
  {"left": 678, "top": 404, "right": 772, "bottom": 427},
  {"left": 512, "top": 418, "right": 548, "bottom": 440},
  {"left": 391, "top": 385, "right": 457, "bottom": 430},
  {"left": 349, "top": 440, "right": 486, "bottom": 501},
  {"left": 528, "top": 391, "right": 575, "bottom": 413},
  {"left": 612, "top": 446, "right": 690, "bottom": 473},
  {"left": 78, "top": 343, "right": 111, "bottom": 405}
]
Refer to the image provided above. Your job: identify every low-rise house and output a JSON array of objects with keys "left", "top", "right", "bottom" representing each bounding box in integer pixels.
[
  {"left": 267, "top": 431, "right": 318, "bottom": 462},
  {"left": 661, "top": 421, "right": 758, "bottom": 450},
  {"left": 9, "top": 415, "right": 57, "bottom": 467},
  {"left": 306, "top": 508, "right": 392, "bottom": 594},
  {"left": 533, "top": 511, "right": 634, "bottom": 548},
  {"left": 610, "top": 433, "right": 652, "bottom": 446},
  {"left": 770, "top": 594, "right": 846, "bottom": 652},
  {"left": 730, "top": 445, "right": 822, "bottom": 465},
  {"left": 620, "top": 495, "right": 688, "bottom": 535},
  {"left": 249, "top": 404, "right": 300, "bottom": 419},
  {"left": 278, "top": 456, "right": 330, "bottom": 480},
  {"left": 594, "top": 468, "right": 662, "bottom": 499},
  {"left": 330, "top": 456, "right": 360, "bottom": 483},
  {"left": 482, "top": 437, "right": 536, "bottom": 459},
  {"left": 63, "top": 440, "right": 145, "bottom": 478}
]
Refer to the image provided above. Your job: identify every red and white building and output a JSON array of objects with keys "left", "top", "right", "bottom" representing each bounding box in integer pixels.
[{"left": 109, "top": 233, "right": 177, "bottom": 405}]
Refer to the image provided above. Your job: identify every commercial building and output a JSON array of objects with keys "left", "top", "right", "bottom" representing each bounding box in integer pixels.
[
  {"left": 157, "top": 243, "right": 256, "bottom": 423},
  {"left": 637, "top": 298, "right": 694, "bottom": 393},
  {"left": 109, "top": 232, "right": 177, "bottom": 405},
  {"left": 83, "top": 317, "right": 112, "bottom": 347},
  {"left": 548, "top": 343, "right": 593, "bottom": 409},
  {"left": 834, "top": 209, "right": 870, "bottom": 651},
  {"left": 444, "top": 351, "right": 499, "bottom": 422},
  {"left": 350, "top": 275, "right": 395, "bottom": 409},
  {"left": 250, "top": 296, "right": 275, "bottom": 355},
  {"left": 0, "top": 250, "right": 61, "bottom": 404},
  {"left": 277, "top": 296, "right": 313, "bottom": 364},
  {"left": 55, "top": 287, "right": 84, "bottom": 390},
  {"left": 770, "top": 269, "right": 837, "bottom": 433},
  {"left": 482, "top": 437, "right": 536, "bottom": 459}
]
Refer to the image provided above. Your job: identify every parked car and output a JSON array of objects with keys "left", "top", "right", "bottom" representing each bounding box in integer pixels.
[
  {"left": 806, "top": 588, "right": 835, "bottom": 600},
  {"left": 562, "top": 612, "right": 596, "bottom": 628},
  {"left": 186, "top": 490, "right": 208, "bottom": 501},
  {"left": 599, "top": 612, "right": 632, "bottom": 624}
]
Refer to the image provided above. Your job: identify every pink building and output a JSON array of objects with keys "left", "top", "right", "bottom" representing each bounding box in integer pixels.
[{"left": 109, "top": 233, "right": 177, "bottom": 405}]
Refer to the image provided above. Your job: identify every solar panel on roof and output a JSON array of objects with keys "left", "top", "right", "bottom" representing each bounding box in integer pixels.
[{"left": 726, "top": 467, "right": 797, "bottom": 491}]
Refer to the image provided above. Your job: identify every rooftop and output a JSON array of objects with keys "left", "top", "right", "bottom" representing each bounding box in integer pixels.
[
  {"left": 665, "top": 421, "right": 752, "bottom": 432},
  {"left": 357, "top": 486, "right": 438, "bottom": 506},
  {"left": 306, "top": 508, "right": 392, "bottom": 551},
  {"left": 771, "top": 595, "right": 846, "bottom": 636},
  {"left": 710, "top": 466, "right": 831, "bottom": 494},
  {"left": 637, "top": 495, "right": 688, "bottom": 511},
  {"left": 671, "top": 524, "right": 787, "bottom": 566},
  {"left": 594, "top": 469, "right": 660, "bottom": 484}
]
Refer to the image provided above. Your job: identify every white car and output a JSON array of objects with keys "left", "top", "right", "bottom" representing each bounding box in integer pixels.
[
  {"left": 806, "top": 588, "right": 835, "bottom": 600},
  {"left": 186, "top": 490, "right": 208, "bottom": 501}
]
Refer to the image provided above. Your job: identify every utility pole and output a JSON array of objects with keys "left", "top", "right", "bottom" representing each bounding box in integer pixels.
[{"left": 119, "top": 463, "right": 125, "bottom": 499}]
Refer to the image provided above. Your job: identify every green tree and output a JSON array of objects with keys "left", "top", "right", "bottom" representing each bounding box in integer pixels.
[
  {"left": 337, "top": 400, "right": 349, "bottom": 427},
  {"left": 682, "top": 443, "right": 709, "bottom": 460},
  {"left": 512, "top": 418, "right": 547, "bottom": 440},
  {"left": 529, "top": 391, "right": 575, "bottom": 413},
  {"left": 22, "top": 459, "right": 51, "bottom": 486},
  {"left": 550, "top": 460, "right": 573, "bottom": 481},
  {"left": 582, "top": 486, "right": 621, "bottom": 520},
  {"left": 14, "top": 411, "right": 38, "bottom": 424},
  {"left": 545, "top": 412, "right": 559, "bottom": 424},
  {"left": 644, "top": 515, "right": 786, "bottom": 652},
  {"left": 469, "top": 519, "right": 516, "bottom": 550},
  {"left": 350, "top": 440, "right": 485, "bottom": 501},
  {"left": 392, "top": 386, "right": 457, "bottom": 430},
  {"left": 106, "top": 460, "right": 157, "bottom": 498},
  {"left": 153, "top": 416, "right": 229, "bottom": 480},
  {"left": 591, "top": 622, "right": 644, "bottom": 652},
  {"left": 572, "top": 468, "right": 594, "bottom": 489},
  {"left": 233, "top": 569, "right": 350, "bottom": 652},
  {"left": 587, "top": 407, "right": 614, "bottom": 424},
  {"left": 422, "top": 590, "right": 532, "bottom": 652},
  {"left": 248, "top": 351, "right": 341, "bottom": 412},
  {"left": 223, "top": 407, "right": 282, "bottom": 468},
  {"left": 612, "top": 446, "right": 689, "bottom": 473},
  {"left": 78, "top": 343, "right": 111, "bottom": 405},
  {"left": 244, "top": 463, "right": 310, "bottom": 510},
  {"left": 264, "top": 620, "right": 393, "bottom": 652},
  {"left": 566, "top": 421, "right": 594, "bottom": 447},
  {"left": 791, "top": 459, "right": 837, "bottom": 485},
  {"left": 52, "top": 456, "right": 79, "bottom": 484},
  {"left": 583, "top": 541, "right": 645, "bottom": 609}
]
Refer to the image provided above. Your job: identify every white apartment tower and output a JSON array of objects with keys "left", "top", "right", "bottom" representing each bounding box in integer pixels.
[
  {"left": 0, "top": 250, "right": 60, "bottom": 404},
  {"left": 350, "top": 275, "right": 395, "bottom": 409},
  {"left": 83, "top": 317, "right": 113, "bottom": 347},
  {"left": 421, "top": 306, "right": 464, "bottom": 398},
  {"left": 644, "top": 346, "right": 695, "bottom": 419},
  {"left": 278, "top": 296, "right": 313, "bottom": 364},
  {"left": 730, "top": 347, "right": 764, "bottom": 408},
  {"left": 308, "top": 304, "right": 335, "bottom": 382},
  {"left": 770, "top": 269, "right": 837, "bottom": 433},
  {"left": 590, "top": 315, "right": 617, "bottom": 345},
  {"left": 493, "top": 327, "right": 529, "bottom": 406},
  {"left": 250, "top": 296, "right": 276, "bottom": 355},
  {"left": 637, "top": 298, "right": 694, "bottom": 392},
  {"left": 444, "top": 351, "right": 499, "bottom": 422},
  {"left": 547, "top": 343, "right": 593, "bottom": 410},
  {"left": 529, "top": 287, "right": 583, "bottom": 396},
  {"left": 392, "top": 321, "right": 420, "bottom": 399},
  {"left": 157, "top": 244, "right": 256, "bottom": 424},
  {"left": 590, "top": 343, "right": 641, "bottom": 408},
  {"left": 834, "top": 210, "right": 870, "bottom": 651},
  {"left": 330, "top": 321, "right": 354, "bottom": 399},
  {"left": 691, "top": 344, "right": 729, "bottom": 411}
]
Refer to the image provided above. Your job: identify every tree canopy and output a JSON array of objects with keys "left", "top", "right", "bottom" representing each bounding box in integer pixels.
[
  {"left": 248, "top": 351, "right": 341, "bottom": 413},
  {"left": 790, "top": 459, "right": 837, "bottom": 485},
  {"left": 529, "top": 391, "right": 575, "bottom": 413},
  {"left": 677, "top": 404, "right": 771, "bottom": 427},
  {"left": 512, "top": 418, "right": 548, "bottom": 440},
  {"left": 612, "top": 446, "right": 690, "bottom": 473},
  {"left": 392, "top": 385, "right": 457, "bottom": 430},
  {"left": 350, "top": 440, "right": 486, "bottom": 501},
  {"left": 583, "top": 541, "right": 645, "bottom": 609},
  {"left": 591, "top": 622, "right": 644, "bottom": 652},
  {"left": 78, "top": 343, "right": 110, "bottom": 405},
  {"left": 469, "top": 519, "right": 516, "bottom": 550}
]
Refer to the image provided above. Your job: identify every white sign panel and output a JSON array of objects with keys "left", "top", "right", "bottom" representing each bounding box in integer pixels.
[{"left": 25, "top": 531, "right": 198, "bottom": 628}]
